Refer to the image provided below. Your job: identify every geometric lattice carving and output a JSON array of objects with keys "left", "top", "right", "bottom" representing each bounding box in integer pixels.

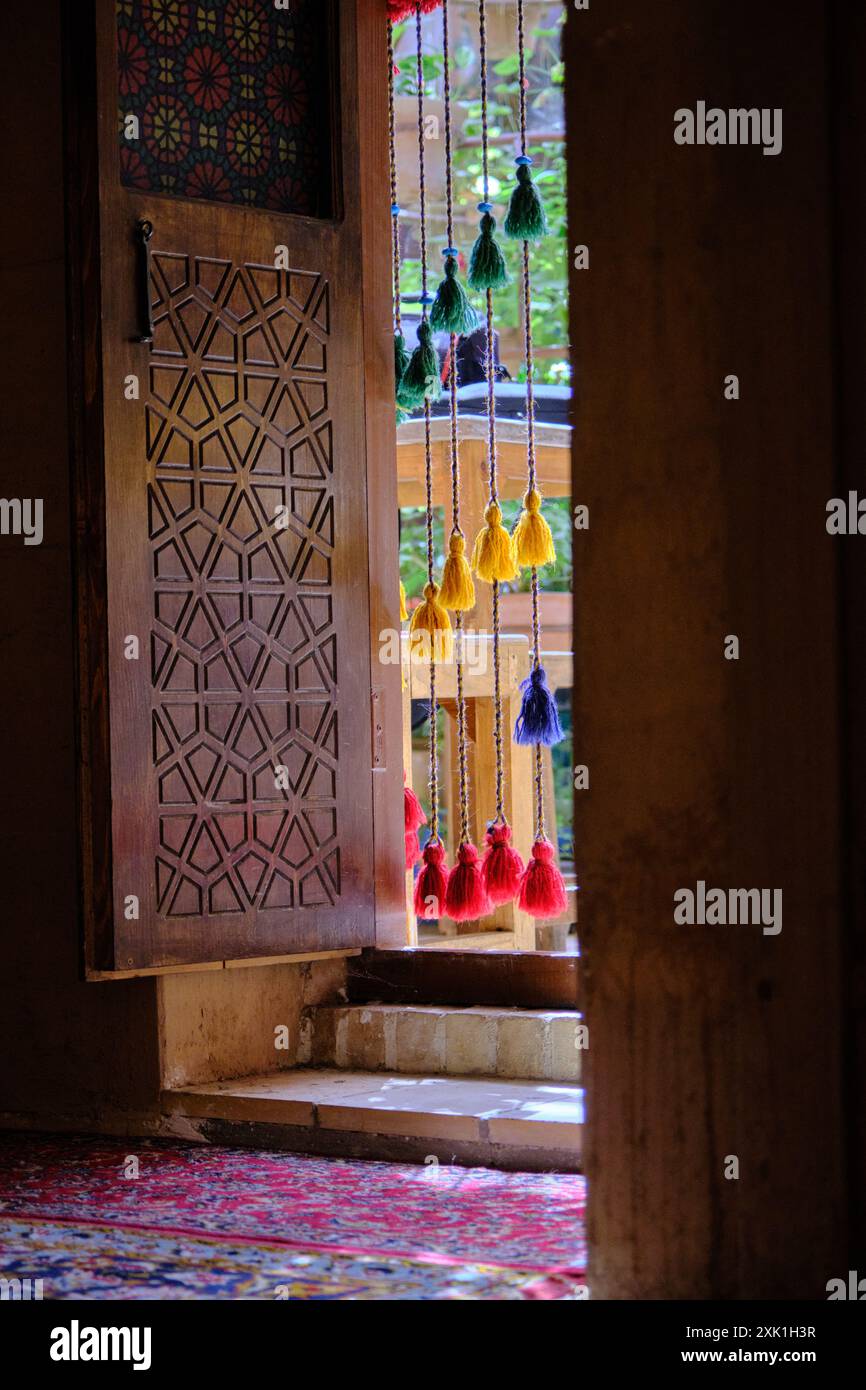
[{"left": 147, "top": 250, "right": 339, "bottom": 917}]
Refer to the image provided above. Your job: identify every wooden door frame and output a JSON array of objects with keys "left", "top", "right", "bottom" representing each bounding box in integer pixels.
[
  {"left": 65, "top": 0, "right": 404, "bottom": 976},
  {"left": 565, "top": 0, "right": 847, "bottom": 1298},
  {"left": 357, "top": 1, "right": 407, "bottom": 952}
]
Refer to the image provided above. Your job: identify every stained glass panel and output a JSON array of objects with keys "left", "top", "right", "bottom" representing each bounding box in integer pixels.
[{"left": 116, "top": 0, "right": 333, "bottom": 215}]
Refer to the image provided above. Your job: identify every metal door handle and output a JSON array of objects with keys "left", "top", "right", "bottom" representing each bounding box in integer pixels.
[{"left": 134, "top": 219, "right": 154, "bottom": 344}]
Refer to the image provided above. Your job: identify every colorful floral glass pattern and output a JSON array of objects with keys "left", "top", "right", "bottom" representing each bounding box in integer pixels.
[{"left": 116, "top": 0, "right": 332, "bottom": 215}]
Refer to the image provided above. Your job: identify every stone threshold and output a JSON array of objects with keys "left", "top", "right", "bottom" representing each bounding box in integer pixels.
[
  {"left": 308, "top": 1003, "right": 582, "bottom": 1081},
  {"left": 162, "top": 1068, "right": 583, "bottom": 1172}
]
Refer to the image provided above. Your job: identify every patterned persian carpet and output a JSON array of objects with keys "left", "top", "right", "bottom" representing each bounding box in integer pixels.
[{"left": 0, "top": 1134, "right": 586, "bottom": 1300}]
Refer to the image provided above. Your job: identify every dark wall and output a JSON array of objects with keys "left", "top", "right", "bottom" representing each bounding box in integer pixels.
[
  {"left": 0, "top": 1, "right": 160, "bottom": 1125},
  {"left": 567, "top": 0, "right": 852, "bottom": 1296}
]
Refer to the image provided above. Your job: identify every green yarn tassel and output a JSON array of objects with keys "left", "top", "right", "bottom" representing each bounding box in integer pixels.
[
  {"left": 395, "top": 332, "right": 412, "bottom": 421},
  {"left": 468, "top": 213, "right": 509, "bottom": 292},
  {"left": 397, "top": 319, "right": 441, "bottom": 408},
  {"left": 431, "top": 257, "right": 478, "bottom": 335},
  {"left": 394, "top": 331, "right": 410, "bottom": 393},
  {"left": 504, "top": 164, "right": 548, "bottom": 242}
]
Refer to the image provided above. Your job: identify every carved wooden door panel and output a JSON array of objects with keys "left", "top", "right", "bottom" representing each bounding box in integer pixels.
[{"left": 79, "top": 0, "right": 377, "bottom": 969}]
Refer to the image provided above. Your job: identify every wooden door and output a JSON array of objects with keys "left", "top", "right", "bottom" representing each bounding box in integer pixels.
[{"left": 73, "top": 0, "right": 382, "bottom": 970}]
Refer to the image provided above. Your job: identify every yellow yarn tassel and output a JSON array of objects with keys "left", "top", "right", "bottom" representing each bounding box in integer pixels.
[
  {"left": 513, "top": 488, "right": 556, "bottom": 567},
  {"left": 471, "top": 501, "right": 518, "bottom": 583},
  {"left": 439, "top": 533, "right": 476, "bottom": 612},
  {"left": 409, "top": 581, "right": 454, "bottom": 663},
  {"left": 399, "top": 580, "right": 409, "bottom": 622}
]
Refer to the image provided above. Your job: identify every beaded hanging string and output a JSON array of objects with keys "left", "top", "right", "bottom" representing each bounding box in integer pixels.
[
  {"left": 389, "top": 21, "right": 411, "bottom": 416},
  {"left": 397, "top": 10, "right": 442, "bottom": 415},
  {"left": 436, "top": 0, "right": 488, "bottom": 921},
  {"left": 465, "top": 0, "right": 524, "bottom": 907},
  {"left": 508, "top": 0, "right": 567, "bottom": 919},
  {"left": 437, "top": 0, "right": 476, "bottom": 618},
  {"left": 407, "top": 6, "right": 451, "bottom": 669},
  {"left": 503, "top": 0, "right": 548, "bottom": 244},
  {"left": 430, "top": 3, "right": 476, "bottom": 344},
  {"left": 408, "top": 2, "right": 450, "bottom": 920},
  {"left": 391, "top": 20, "right": 420, "bottom": 865},
  {"left": 387, "top": 0, "right": 450, "bottom": 392}
]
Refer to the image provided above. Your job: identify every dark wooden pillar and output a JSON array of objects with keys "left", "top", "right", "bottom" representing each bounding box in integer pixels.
[
  {"left": 0, "top": 0, "right": 161, "bottom": 1119},
  {"left": 567, "top": 0, "right": 847, "bottom": 1296},
  {"left": 829, "top": 0, "right": 866, "bottom": 1268}
]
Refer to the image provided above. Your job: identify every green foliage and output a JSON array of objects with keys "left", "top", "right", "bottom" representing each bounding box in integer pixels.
[
  {"left": 393, "top": 6, "right": 568, "bottom": 382},
  {"left": 400, "top": 507, "right": 445, "bottom": 605},
  {"left": 493, "top": 54, "right": 521, "bottom": 77},
  {"left": 499, "top": 497, "right": 572, "bottom": 592}
]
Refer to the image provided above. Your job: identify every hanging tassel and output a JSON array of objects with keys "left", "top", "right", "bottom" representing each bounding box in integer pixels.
[
  {"left": 402, "top": 776, "right": 423, "bottom": 875},
  {"left": 439, "top": 533, "right": 475, "bottom": 611},
  {"left": 404, "top": 780, "right": 426, "bottom": 834},
  {"left": 399, "top": 580, "right": 409, "bottom": 622},
  {"left": 513, "top": 665, "right": 564, "bottom": 746},
  {"left": 413, "top": 838, "right": 450, "bottom": 919},
  {"left": 444, "top": 841, "right": 491, "bottom": 921},
  {"left": 409, "top": 581, "right": 453, "bottom": 663},
  {"left": 471, "top": 501, "right": 518, "bottom": 583},
  {"left": 394, "top": 330, "right": 410, "bottom": 395},
  {"left": 518, "top": 838, "right": 567, "bottom": 918},
  {"left": 513, "top": 488, "right": 556, "bottom": 566},
  {"left": 395, "top": 332, "right": 411, "bottom": 424},
  {"left": 468, "top": 208, "right": 509, "bottom": 292},
  {"left": 504, "top": 157, "right": 548, "bottom": 242},
  {"left": 431, "top": 252, "right": 478, "bottom": 335},
  {"left": 481, "top": 821, "right": 524, "bottom": 905},
  {"left": 397, "top": 319, "right": 441, "bottom": 409},
  {"left": 387, "top": 0, "right": 441, "bottom": 19},
  {"left": 405, "top": 830, "right": 422, "bottom": 871}
]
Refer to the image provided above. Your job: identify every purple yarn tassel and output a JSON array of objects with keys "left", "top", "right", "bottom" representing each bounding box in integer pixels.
[{"left": 513, "top": 665, "right": 564, "bottom": 746}]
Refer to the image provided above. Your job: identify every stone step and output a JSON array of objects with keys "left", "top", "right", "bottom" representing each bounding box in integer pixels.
[
  {"left": 163, "top": 1068, "right": 583, "bottom": 1172},
  {"left": 304, "top": 1003, "right": 583, "bottom": 1082}
]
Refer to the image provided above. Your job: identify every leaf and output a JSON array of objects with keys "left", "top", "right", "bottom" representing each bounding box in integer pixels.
[
  {"left": 493, "top": 54, "right": 521, "bottom": 76},
  {"left": 422, "top": 53, "right": 443, "bottom": 81}
]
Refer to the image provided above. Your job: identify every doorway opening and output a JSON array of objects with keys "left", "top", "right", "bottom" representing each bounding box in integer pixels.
[{"left": 393, "top": 2, "right": 575, "bottom": 954}]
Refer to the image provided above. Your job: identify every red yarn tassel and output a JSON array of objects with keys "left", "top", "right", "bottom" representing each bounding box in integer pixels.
[
  {"left": 404, "top": 781, "right": 426, "bottom": 834},
  {"left": 387, "top": 0, "right": 442, "bottom": 20},
  {"left": 518, "top": 839, "right": 568, "bottom": 918},
  {"left": 444, "top": 842, "right": 491, "bottom": 921},
  {"left": 482, "top": 821, "right": 524, "bottom": 905},
  {"left": 405, "top": 830, "right": 421, "bottom": 870},
  {"left": 413, "top": 839, "right": 449, "bottom": 919}
]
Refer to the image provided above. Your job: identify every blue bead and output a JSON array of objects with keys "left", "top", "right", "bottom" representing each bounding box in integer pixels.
[
  {"left": 391, "top": 203, "right": 401, "bottom": 216},
  {"left": 515, "top": 154, "right": 533, "bottom": 167},
  {"left": 442, "top": 246, "right": 458, "bottom": 257},
  {"left": 477, "top": 201, "right": 493, "bottom": 213},
  {"left": 420, "top": 292, "right": 434, "bottom": 305}
]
